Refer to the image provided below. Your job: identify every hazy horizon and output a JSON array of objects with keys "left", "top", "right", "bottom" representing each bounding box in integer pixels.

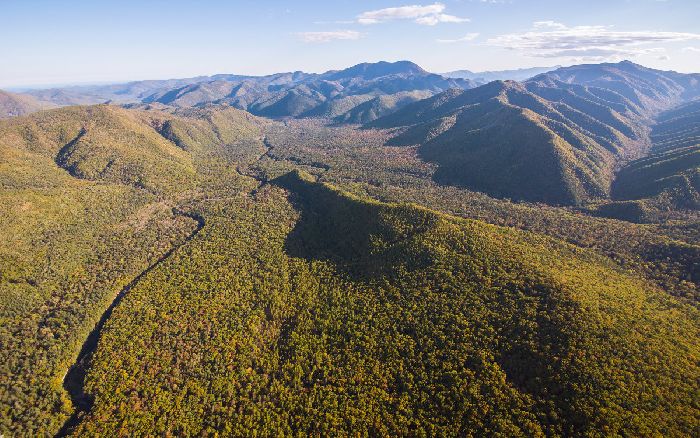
[
  {"left": 3, "top": 0, "right": 700, "bottom": 88},
  {"left": 4, "top": 61, "right": 569, "bottom": 91}
]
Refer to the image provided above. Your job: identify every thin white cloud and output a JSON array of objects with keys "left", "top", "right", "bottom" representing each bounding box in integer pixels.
[
  {"left": 488, "top": 22, "right": 700, "bottom": 61},
  {"left": 532, "top": 21, "right": 567, "bottom": 30},
  {"left": 312, "top": 20, "right": 355, "bottom": 25},
  {"left": 296, "top": 30, "right": 363, "bottom": 43},
  {"left": 437, "top": 33, "right": 480, "bottom": 43},
  {"left": 682, "top": 47, "right": 700, "bottom": 53},
  {"left": 357, "top": 3, "right": 469, "bottom": 26}
]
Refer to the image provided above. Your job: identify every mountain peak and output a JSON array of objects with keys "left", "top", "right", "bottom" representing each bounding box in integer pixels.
[{"left": 323, "top": 61, "right": 428, "bottom": 81}]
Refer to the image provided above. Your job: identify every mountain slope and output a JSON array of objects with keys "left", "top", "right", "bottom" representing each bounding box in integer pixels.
[
  {"left": 150, "top": 61, "right": 476, "bottom": 122},
  {"left": 64, "top": 170, "right": 700, "bottom": 436},
  {"left": 530, "top": 61, "right": 700, "bottom": 113},
  {"left": 0, "top": 103, "right": 268, "bottom": 435},
  {"left": 611, "top": 100, "right": 700, "bottom": 211},
  {"left": 1, "top": 103, "right": 698, "bottom": 436},
  {"left": 651, "top": 99, "right": 700, "bottom": 153},
  {"left": 372, "top": 62, "right": 700, "bottom": 205},
  {"left": 24, "top": 75, "right": 260, "bottom": 106},
  {"left": 0, "top": 105, "right": 197, "bottom": 195},
  {"left": 27, "top": 62, "right": 477, "bottom": 122},
  {"left": 373, "top": 80, "right": 619, "bottom": 204},
  {"left": 331, "top": 91, "right": 432, "bottom": 124},
  {"left": 0, "top": 90, "right": 54, "bottom": 118}
]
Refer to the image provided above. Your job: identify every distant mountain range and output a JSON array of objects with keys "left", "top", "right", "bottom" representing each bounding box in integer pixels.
[
  {"left": 372, "top": 61, "right": 700, "bottom": 205},
  {"left": 4, "top": 60, "right": 699, "bottom": 209},
  {"left": 0, "top": 90, "right": 54, "bottom": 119},
  {"left": 442, "top": 66, "right": 560, "bottom": 82},
  {"left": 23, "top": 61, "right": 478, "bottom": 123},
  {"left": 2, "top": 59, "right": 699, "bottom": 437},
  {"left": 12, "top": 63, "right": 560, "bottom": 123}
]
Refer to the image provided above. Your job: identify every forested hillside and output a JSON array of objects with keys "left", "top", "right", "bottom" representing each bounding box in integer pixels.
[
  {"left": 260, "top": 119, "right": 699, "bottom": 302},
  {"left": 0, "top": 105, "right": 264, "bottom": 434},
  {"left": 0, "top": 90, "right": 54, "bottom": 119},
  {"left": 1, "top": 100, "right": 698, "bottom": 436},
  {"left": 66, "top": 170, "right": 699, "bottom": 437},
  {"left": 5, "top": 0, "right": 700, "bottom": 427},
  {"left": 372, "top": 62, "right": 700, "bottom": 205},
  {"left": 613, "top": 100, "right": 700, "bottom": 210}
]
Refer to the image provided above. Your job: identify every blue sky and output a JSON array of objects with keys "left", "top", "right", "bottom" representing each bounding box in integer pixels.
[{"left": 2, "top": 0, "right": 699, "bottom": 88}]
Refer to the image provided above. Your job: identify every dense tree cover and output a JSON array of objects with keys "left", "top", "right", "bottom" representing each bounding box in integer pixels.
[
  {"left": 0, "top": 105, "right": 198, "bottom": 196},
  {"left": 64, "top": 170, "right": 699, "bottom": 436},
  {"left": 0, "top": 174, "right": 197, "bottom": 433},
  {"left": 261, "top": 120, "right": 699, "bottom": 302},
  {"left": 613, "top": 146, "right": 699, "bottom": 206},
  {"left": 0, "top": 105, "right": 263, "bottom": 435},
  {"left": 1, "top": 103, "right": 698, "bottom": 436},
  {"left": 606, "top": 99, "right": 700, "bottom": 218},
  {"left": 373, "top": 82, "right": 614, "bottom": 205},
  {"left": 370, "top": 62, "right": 700, "bottom": 206}
]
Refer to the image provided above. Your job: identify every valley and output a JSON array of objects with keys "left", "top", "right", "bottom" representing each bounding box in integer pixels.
[{"left": 1, "top": 60, "right": 699, "bottom": 436}]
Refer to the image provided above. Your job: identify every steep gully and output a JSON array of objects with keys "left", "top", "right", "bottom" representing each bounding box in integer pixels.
[
  {"left": 57, "top": 135, "right": 281, "bottom": 436},
  {"left": 56, "top": 210, "right": 205, "bottom": 437}
]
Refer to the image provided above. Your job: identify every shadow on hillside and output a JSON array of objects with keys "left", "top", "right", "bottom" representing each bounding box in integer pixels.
[{"left": 272, "top": 171, "right": 435, "bottom": 279}]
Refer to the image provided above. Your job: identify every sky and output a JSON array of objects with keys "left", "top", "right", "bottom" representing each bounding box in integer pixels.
[{"left": 1, "top": 0, "right": 700, "bottom": 88}]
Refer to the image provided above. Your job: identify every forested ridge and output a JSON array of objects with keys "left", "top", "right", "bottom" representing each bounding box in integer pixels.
[
  {"left": 610, "top": 99, "right": 700, "bottom": 215},
  {"left": 372, "top": 61, "right": 700, "bottom": 206},
  {"left": 1, "top": 62, "right": 699, "bottom": 436},
  {"left": 66, "top": 170, "right": 700, "bottom": 436}
]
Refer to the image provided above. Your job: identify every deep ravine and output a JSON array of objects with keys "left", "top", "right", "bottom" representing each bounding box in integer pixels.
[{"left": 55, "top": 209, "right": 205, "bottom": 437}]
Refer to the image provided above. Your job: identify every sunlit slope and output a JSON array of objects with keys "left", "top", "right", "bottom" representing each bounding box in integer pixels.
[
  {"left": 374, "top": 81, "right": 617, "bottom": 204},
  {"left": 372, "top": 61, "right": 700, "bottom": 205},
  {"left": 0, "top": 89, "right": 55, "bottom": 119},
  {"left": 71, "top": 171, "right": 699, "bottom": 437},
  {"left": 0, "top": 104, "right": 264, "bottom": 435},
  {"left": 0, "top": 109, "right": 200, "bottom": 434},
  {"left": 0, "top": 105, "right": 196, "bottom": 195},
  {"left": 260, "top": 117, "right": 699, "bottom": 300},
  {"left": 2, "top": 102, "right": 697, "bottom": 436}
]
